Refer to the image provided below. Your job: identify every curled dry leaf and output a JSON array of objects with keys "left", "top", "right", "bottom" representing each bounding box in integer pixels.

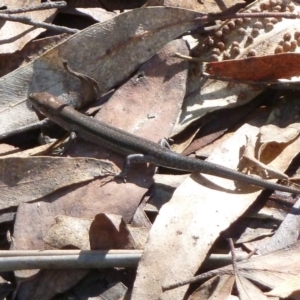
[
  {"left": 172, "top": 0, "right": 300, "bottom": 134},
  {"left": 240, "top": 132, "right": 289, "bottom": 180},
  {"left": 89, "top": 214, "right": 136, "bottom": 250},
  {"left": 44, "top": 215, "right": 93, "bottom": 250},
  {"left": 0, "top": 7, "right": 203, "bottom": 135},
  {"left": 257, "top": 124, "right": 300, "bottom": 176},
  {"left": 259, "top": 123, "right": 300, "bottom": 144},
  {"left": 203, "top": 53, "right": 300, "bottom": 82}
]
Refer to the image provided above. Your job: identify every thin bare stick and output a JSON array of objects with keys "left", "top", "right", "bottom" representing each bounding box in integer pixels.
[
  {"left": 201, "top": 72, "right": 300, "bottom": 85},
  {"left": 195, "top": 11, "right": 297, "bottom": 25},
  {"left": 208, "top": 11, "right": 297, "bottom": 20},
  {"left": 0, "top": 250, "right": 247, "bottom": 273},
  {"left": 163, "top": 268, "right": 235, "bottom": 291},
  {"left": 174, "top": 52, "right": 203, "bottom": 62},
  {"left": 0, "top": 249, "right": 142, "bottom": 256},
  {"left": 0, "top": 252, "right": 142, "bottom": 271},
  {"left": 163, "top": 248, "right": 250, "bottom": 291},
  {"left": 0, "top": 1, "right": 67, "bottom": 14},
  {"left": 228, "top": 238, "right": 238, "bottom": 274},
  {"left": 0, "top": 13, "right": 78, "bottom": 34}
]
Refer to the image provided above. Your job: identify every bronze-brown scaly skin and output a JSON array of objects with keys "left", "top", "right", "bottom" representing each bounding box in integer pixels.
[{"left": 29, "top": 92, "right": 300, "bottom": 194}]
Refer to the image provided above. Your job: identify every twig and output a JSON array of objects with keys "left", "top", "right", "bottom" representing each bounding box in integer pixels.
[
  {"left": 0, "top": 13, "right": 78, "bottom": 34},
  {"left": 201, "top": 72, "right": 300, "bottom": 85},
  {"left": 162, "top": 251, "right": 249, "bottom": 291},
  {"left": 0, "top": 249, "right": 141, "bottom": 256},
  {"left": 0, "top": 1, "right": 67, "bottom": 14},
  {"left": 206, "top": 11, "right": 297, "bottom": 20},
  {"left": 163, "top": 268, "right": 235, "bottom": 291},
  {"left": 174, "top": 52, "right": 203, "bottom": 62},
  {"left": 0, "top": 250, "right": 143, "bottom": 271},
  {"left": 0, "top": 250, "right": 248, "bottom": 272},
  {"left": 195, "top": 11, "right": 297, "bottom": 26},
  {"left": 228, "top": 238, "right": 238, "bottom": 275}
]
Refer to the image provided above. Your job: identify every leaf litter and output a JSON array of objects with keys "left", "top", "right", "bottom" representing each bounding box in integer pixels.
[
  {"left": 0, "top": 6, "right": 203, "bottom": 136},
  {"left": 1, "top": 0, "right": 300, "bottom": 299}
]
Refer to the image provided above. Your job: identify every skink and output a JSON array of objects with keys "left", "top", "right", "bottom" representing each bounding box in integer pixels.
[{"left": 29, "top": 92, "right": 300, "bottom": 194}]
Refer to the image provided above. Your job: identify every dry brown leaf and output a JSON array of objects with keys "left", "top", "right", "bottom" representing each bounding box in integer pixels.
[
  {"left": 89, "top": 214, "right": 136, "bottom": 250},
  {"left": 265, "top": 273, "right": 300, "bottom": 299},
  {"left": 44, "top": 215, "right": 149, "bottom": 250},
  {"left": 59, "top": 7, "right": 116, "bottom": 22},
  {"left": 236, "top": 273, "right": 268, "bottom": 300},
  {"left": 11, "top": 39, "right": 188, "bottom": 262},
  {"left": 241, "top": 156, "right": 288, "bottom": 180},
  {"left": 259, "top": 198, "right": 300, "bottom": 255},
  {"left": 0, "top": 156, "right": 114, "bottom": 209},
  {"left": 0, "top": 1, "right": 57, "bottom": 54},
  {"left": 221, "top": 242, "right": 300, "bottom": 290},
  {"left": 127, "top": 226, "right": 150, "bottom": 249},
  {"left": 96, "top": 39, "right": 188, "bottom": 142},
  {"left": 180, "top": 96, "right": 264, "bottom": 156},
  {"left": 16, "top": 269, "right": 89, "bottom": 300},
  {"left": 0, "top": 34, "right": 71, "bottom": 78},
  {"left": 204, "top": 98, "right": 300, "bottom": 183},
  {"left": 197, "top": 0, "right": 300, "bottom": 61},
  {"left": 259, "top": 123, "right": 300, "bottom": 144},
  {"left": 258, "top": 124, "right": 300, "bottom": 175},
  {"left": 96, "top": 0, "right": 146, "bottom": 10},
  {"left": 44, "top": 215, "right": 93, "bottom": 250},
  {"left": 239, "top": 127, "right": 293, "bottom": 180},
  {"left": 64, "top": 271, "right": 128, "bottom": 300},
  {"left": 203, "top": 54, "right": 300, "bottom": 82},
  {"left": 171, "top": 0, "right": 300, "bottom": 136},
  {"left": 170, "top": 241, "right": 300, "bottom": 298},
  {"left": 45, "top": 215, "right": 149, "bottom": 251},
  {"left": 0, "top": 7, "right": 202, "bottom": 136},
  {"left": 0, "top": 142, "right": 18, "bottom": 155},
  {"left": 133, "top": 92, "right": 300, "bottom": 298},
  {"left": 189, "top": 275, "right": 235, "bottom": 300},
  {"left": 146, "top": 173, "right": 189, "bottom": 213},
  {"left": 131, "top": 125, "right": 269, "bottom": 300},
  {"left": 11, "top": 178, "right": 147, "bottom": 253},
  {"left": 164, "top": 0, "right": 245, "bottom": 14}
]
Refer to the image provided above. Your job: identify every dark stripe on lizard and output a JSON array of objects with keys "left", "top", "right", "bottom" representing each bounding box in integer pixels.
[{"left": 29, "top": 92, "right": 300, "bottom": 194}]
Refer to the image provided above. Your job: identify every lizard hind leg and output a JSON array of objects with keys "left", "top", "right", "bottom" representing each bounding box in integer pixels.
[{"left": 116, "top": 154, "right": 154, "bottom": 181}]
